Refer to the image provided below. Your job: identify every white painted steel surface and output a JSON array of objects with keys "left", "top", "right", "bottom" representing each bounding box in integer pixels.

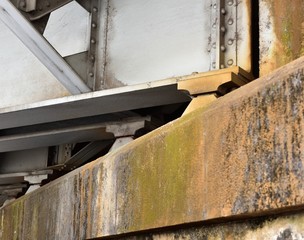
[
  {"left": 0, "top": 0, "right": 91, "bottom": 95},
  {"left": 0, "top": 19, "right": 69, "bottom": 108},
  {"left": 100, "top": 0, "right": 212, "bottom": 87},
  {"left": 43, "top": 1, "right": 90, "bottom": 57},
  {"left": 0, "top": 0, "right": 250, "bottom": 108},
  {"left": 97, "top": 0, "right": 251, "bottom": 89}
]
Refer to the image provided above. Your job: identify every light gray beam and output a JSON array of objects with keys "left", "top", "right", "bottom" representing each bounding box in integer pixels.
[
  {"left": 0, "top": 82, "right": 191, "bottom": 130},
  {"left": 0, "top": 0, "right": 91, "bottom": 94}
]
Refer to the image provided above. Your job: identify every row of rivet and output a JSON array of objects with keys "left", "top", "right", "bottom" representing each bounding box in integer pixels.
[
  {"left": 210, "top": 0, "right": 236, "bottom": 69},
  {"left": 88, "top": 2, "right": 99, "bottom": 89}
]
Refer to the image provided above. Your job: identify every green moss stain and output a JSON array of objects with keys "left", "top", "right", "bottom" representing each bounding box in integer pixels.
[
  {"left": 272, "top": 1, "right": 304, "bottom": 69},
  {"left": 280, "top": 17, "right": 293, "bottom": 64},
  {"left": 115, "top": 111, "right": 204, "bottom": 232},
  {"left": 12, "top": 202, "right": 23, "bottom": 240}
]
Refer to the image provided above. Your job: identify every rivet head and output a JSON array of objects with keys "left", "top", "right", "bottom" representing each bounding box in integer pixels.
[
  {"left": 92, "top": 22, "right": 97, "bottom": 28},
  {"left": 19, "top": 1, "right": 26, "bottom": 8},
  {"left": 227, "top": 59, "right": 234, "bottom": 66},
  {"left": 228, "top": 39, "right": 234, "bottom": 45},
  {"left": 221, "top": 8, "right": 226, "bottom": 15},
  {"left": 213, "top": 4, "right": 217, "bottom": 9},
  {"left": 90, "top": 55, "right": 95, "bottom": 62},
  {"left": 93, "top": 7, "right": 98, "bottom": 12},
  {"left": 89, "top": 72, "right": 94, "bottom": 77},
  {"left": 228, "top": 0, "right": 234, "bottom": 6},
  {"left": 220, "top": 64, "right": 225, "bottom": 69},
  {"left": 212, "top": 62, "right": 216, "bottom": 68},
  {"left": 91, "top": 38, "right": 96, "bottom": 44},
  {"left": 220, "top": 45, "right": 226, "bottom": 52},
  {"left": 228, "top": 18, "right": 234, "bottom": 25},
  {"left": 212, "top": 23, "right": 216, "bottom": 29},
  {"left": 212, "top": 43, "right": 216, "bottom": 49},
  {"left": 220, "top": 26, "right": 226, "bottom": 33}
]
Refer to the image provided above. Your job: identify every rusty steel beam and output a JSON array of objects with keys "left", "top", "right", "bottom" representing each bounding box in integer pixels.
[{"left": 2, "top": 56, "right": 304, "bottom": 238}]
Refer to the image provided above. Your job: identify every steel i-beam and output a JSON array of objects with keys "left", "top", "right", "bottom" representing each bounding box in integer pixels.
[{"left": 0, "top": 0, "right": 91, "bottom": 95}]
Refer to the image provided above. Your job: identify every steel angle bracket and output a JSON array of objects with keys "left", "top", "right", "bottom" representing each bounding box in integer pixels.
[
  {"left": 209, "top": 0, "right": 251, "bottom": 71},
  {"left": 177, "top": 66, "right": 253, "bottom": 97},
  {"left": 0, "top": 0, "right": 91, "bottom": 95}
]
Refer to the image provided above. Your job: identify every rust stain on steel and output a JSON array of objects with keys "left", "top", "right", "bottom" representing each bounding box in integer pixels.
[
  {"left": 260, "top": 0, "right": 304, "bottom": 76},
  {"left": 2, "top": 57, "right": 304, "bottom": 238},
  {"left": 114, "top": 211, "right": 304, "bottom": 239}
]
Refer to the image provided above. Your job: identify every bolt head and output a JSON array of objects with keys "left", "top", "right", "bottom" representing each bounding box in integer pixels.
[
  {"left": 228, "top": 0, "right": 234, "bottom": 6},
  {"left": 19, "top": 1, "right": 26, "bottom": 8},
  {"left": 228, "top": 39, "right": 234, "bottom": 45},
  {"left": 227, "top": 59, "right": 234, "bottom": 66}
]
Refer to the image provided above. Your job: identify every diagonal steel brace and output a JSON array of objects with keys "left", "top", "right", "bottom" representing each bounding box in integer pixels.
[{"left": 0, "top": 0, "right": 91, "bottom": 95}]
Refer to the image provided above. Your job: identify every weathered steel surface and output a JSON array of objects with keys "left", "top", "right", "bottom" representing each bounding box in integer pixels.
[
  {"left": 260, "top": 0, "right": 304, "bottom": 76},
  {"left": 2, "top": 56, "right": 304, "bottom": 238},
  {"left": 114, "top": 211, "right": 304, "bottom": 239}
]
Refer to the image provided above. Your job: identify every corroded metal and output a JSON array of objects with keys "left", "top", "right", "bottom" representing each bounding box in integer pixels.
[
  {"left": 260, "top": 0, "right": 304, "bottom": 76},
  {"left": 177, "top": 66, "right": 252, "bottom": 96},
  {"left": 112, "top": 211, "right": 304, "bottom": 239},
  {"left": 1, "top": 56, "right": 304, "bottom": 238}
]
